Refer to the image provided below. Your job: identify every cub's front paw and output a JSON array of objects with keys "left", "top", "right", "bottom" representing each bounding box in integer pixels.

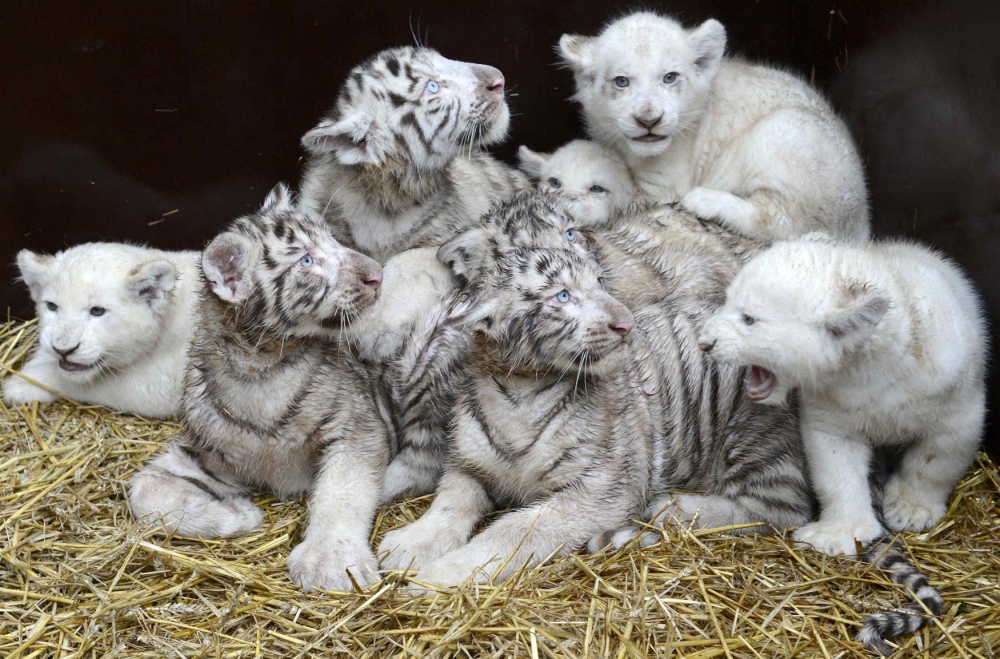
[
  {"left": 680, "top": 187, "right": 735, "bottom": 221},
  {"left": 883, "top": 479, "right": 947, "bottom": 532},
  {"left": 410, "top": 551, "right": 494, "bottom": 592},
  {"left": 792, "top": 519, "right": 885, "bottom": 557},
  {"left": 288, "top": 537, "right": 380, "bottom": 592},
  {"left": 2, "top": 375, "right": 59, "bottom": 405},
  {"left": 378, "top": 522, "right": 461, "bottom": 571}
]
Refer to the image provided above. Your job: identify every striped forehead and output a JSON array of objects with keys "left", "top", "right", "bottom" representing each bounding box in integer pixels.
[{"left": 338, "top": 47, "right": 439, "bottom": 107}]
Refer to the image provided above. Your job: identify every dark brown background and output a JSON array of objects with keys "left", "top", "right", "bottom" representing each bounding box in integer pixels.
[{"left": 2, "top": 0, "right": 997, "bottom": 457}]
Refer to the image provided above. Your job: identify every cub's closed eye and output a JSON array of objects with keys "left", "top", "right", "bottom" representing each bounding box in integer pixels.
[
  {"left": 663, "top": 72, "right": 679, "bottom": 84},
  {"left": 298, "top": 254, "right": 314, "bottom": 268},
  {"left": 589, "top": 185, "right": 606, "bottom": 194},
  {"left": 45, "top": 302, "right": 58, "bottom": 312},
  {"left": 742, "top": 313, "right": 756, "bottom": 326},
  {"left": 425, "top": 80, "right": 440, "bottom": 94},
  {"left": 553, "top": 290, "right": 571, "bottom": 304},
  {"left": 90, "top": 306, "right": 106, "bottom": 317},
  {"left": 548, "top": 178, "right": 561, "bottom": 189},
  {"left": 614, "top": 76, "right": 630, "bottom": 88},
  {"left": 564, "top": 229, "right": 577, "bottom": 243}
]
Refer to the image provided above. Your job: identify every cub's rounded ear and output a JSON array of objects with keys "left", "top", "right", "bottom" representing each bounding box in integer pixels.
[
  {"left": 517, "top": 146, "right": 550, "bottom": 180},
  {"left": 558, "top": 34, "right": 594, "bottom": 71},
  {"left": 128, "top": 260, "right": 177, "bottom": 309},
  {"left": 688, "top": 19, "right": 726, "bottom": 74},
  {"left": 825, "top": 285, "right": 889, "bottom": 347},
  {"left": 262, "top": 183, "right": 294, "bottom": 212},
  {"left": 15, "top": 250, "right": 55, "bottom": 301},
  {"left": 301, "top": 113, "right": 385, "bottom": 165},
  {"left": 202, "top": 233, "right": 254, "bottom": 304},
  {"left": 437, "top": 228, "right": 490, "bottom": 282}
]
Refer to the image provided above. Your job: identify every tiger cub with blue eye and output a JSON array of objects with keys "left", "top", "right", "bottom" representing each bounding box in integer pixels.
[
  {"left": 299, "top": 46, "right": 528, "bottom": 263},
  {"left": 129, "top": 184, "right": 391, "bottom": 592},
  {"left": 377, "top": 245, "right": 810, "bottom": 589}
]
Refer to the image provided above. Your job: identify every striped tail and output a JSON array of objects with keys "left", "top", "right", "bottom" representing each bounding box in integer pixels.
[{"left": 856, "top": 537, "right": 945, "bottom": 655}]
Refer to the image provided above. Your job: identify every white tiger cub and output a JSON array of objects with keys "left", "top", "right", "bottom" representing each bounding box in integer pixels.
[
  {"left": 699, "top": 237, "right": 986, "bottom": 558},
  {"left": 518, "top": 140, "right": 636, "bottom": 225},
  {"left": 299, "top": 46, "right": 527, "bottom": 262},
  {"left": 129, "top": 184, "right": 390, "bottom": 591},
  {"left": 559, "top": 12, "right": 870, "bottom": 244},
  {"left": 3, "top": 244, "right": 199, "bottom": 418}
]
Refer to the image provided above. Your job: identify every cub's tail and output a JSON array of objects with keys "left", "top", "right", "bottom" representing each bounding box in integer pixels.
[{"left": 856, "top": 537, "right": 945, "bottom": 655}]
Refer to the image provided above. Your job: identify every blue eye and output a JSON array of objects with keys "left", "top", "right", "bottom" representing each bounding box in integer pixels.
[
  {"left": 90, "top": 306, "right": 106, "bottom": 317},
  {"left": 554, "top": 290, "right": 571, "bottom": 303},
  {"left": 298, "top": 254, "right": 314, "bottom": 268},
  {"left": 564, "top": 229, "right": 577, "bottom": 243},
  {"left": 614, "top": 76, "right": 630, "bottom": 88},
  {"left": 426, "top": 80, "right": 440, "bottom": 94},
  {"left": 589, "top": 185, "right": 606, "bottom": 193},
  {"left": 663, "top": 72, "right": 678, "bottom": 84},
  {"left": 548, "top": 178, "right": 561, "bottom": 189}
]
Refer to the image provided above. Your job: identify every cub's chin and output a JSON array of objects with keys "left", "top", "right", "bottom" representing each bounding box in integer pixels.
[
  {"left": 479, "top": 103, "right": 511, "bottom": 146},
  {"left": 585, "top": 341, "right": 632, "bottom": 377}
]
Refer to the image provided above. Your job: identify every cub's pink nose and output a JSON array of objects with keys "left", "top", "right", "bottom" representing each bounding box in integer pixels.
[
  {"left": 363, "top": 271, "right": 382, "bottom": 290},
  {"left": 487, "top": 76, "right": 505, "bottom": 93},
  {"left": 699, "top": 339, "right": 716, "bottom": 352},
  {"left": 611, "top": 321, "right": 633, "bottom": 337}
]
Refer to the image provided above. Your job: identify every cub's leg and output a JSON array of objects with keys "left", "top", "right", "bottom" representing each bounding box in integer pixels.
[
  {"left": 380, "top": 442, "right": 444, "bottom": 504},
  {"left": 792, "top": 407, "right": 884, "bottom": 556},
  {"left": 378, "top": 469, "right": 492, "bottom": 570},
  {"left": 883, "top": 397, "right": 984, "bottom": 532},
  {"left": 287, "top": 422, "right": 388, "bottom": 592},
  {"left": 129, "top": 442, "right": 261, "bottom": 537},
  {"left": 414, "top": 481, "right": 623, "bottom": 589}
]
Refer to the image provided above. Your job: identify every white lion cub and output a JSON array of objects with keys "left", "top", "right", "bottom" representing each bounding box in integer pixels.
[
  {"left": 698, "top": 237, "right": 986, "bottom": 556},
  {"left": 559, "top": 12, "right": 870, "bottom": 244},
  {"left": 3, "top": 244, "right": 199, "bottom": 419},
  {"left": 518, "top": 140, "right": 636, "bottom": 224}
]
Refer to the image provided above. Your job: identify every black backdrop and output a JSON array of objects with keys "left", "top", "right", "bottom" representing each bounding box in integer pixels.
[{"left": 2, "top": 0, "right": 998, "bottom": 457}]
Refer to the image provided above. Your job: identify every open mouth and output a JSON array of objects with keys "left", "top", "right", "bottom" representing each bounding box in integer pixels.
[
  {"left": 746, "top": 365, "right": 776, "bottom": 401},
  {"left": 59, "top": 359, "right": 96, "bottom": 373},
  {"left": 632, "top": 133, "right": 668, "bottom": 143}
]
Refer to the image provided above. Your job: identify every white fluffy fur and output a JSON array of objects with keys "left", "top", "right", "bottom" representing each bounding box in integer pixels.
[
  {"left": 518, "top": 140, "right": 636, "bottom": 225},
  {"left": 560, "top": 12, "right": 870, "bottom": 243},
  {"left": 700, "top": 237, "right": 986, "bottom": 556},
  {"left": 345, "top": 247, "right": 458, "bottom": 363},
  {"left": 3, "top": 244, "right": 199, "bottom": 419}
]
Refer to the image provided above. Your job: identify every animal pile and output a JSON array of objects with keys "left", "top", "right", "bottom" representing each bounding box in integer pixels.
[{"left": 2, "top": 12, "right": 986, "bottom": 656}]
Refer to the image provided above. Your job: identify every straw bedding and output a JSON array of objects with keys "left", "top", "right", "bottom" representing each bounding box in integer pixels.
[{"left": 1, "top": 319, "right": 997, "bottom": 659}]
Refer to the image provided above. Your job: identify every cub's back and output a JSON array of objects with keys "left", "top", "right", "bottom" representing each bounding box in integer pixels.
[{"left": 876, "top": 241, "right": 986, "bottom": 378}]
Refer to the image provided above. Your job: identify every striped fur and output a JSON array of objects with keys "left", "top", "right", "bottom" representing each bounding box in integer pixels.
[
  {"left": 299, "top": 46, "right": 528, "bottom": 262},
  {"left": 378, "top": 246, "right": 811, "bottom": 588},
  {"left": 439, "top": 192, "right": 946, "bottom": 650},
  {"left": 129, "top": 184, "right": 391, "bottom": 592}
]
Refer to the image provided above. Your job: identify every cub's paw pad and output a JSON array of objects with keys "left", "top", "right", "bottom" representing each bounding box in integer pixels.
[
  {"left": 883, "top": 481, "right": 947, "bottom": 532},
  {"left": 792, "top": 520, "right": 885, "bottom": 557},
  {"left": 288, "top": 538, "right": 379, "bottom": 592}
]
